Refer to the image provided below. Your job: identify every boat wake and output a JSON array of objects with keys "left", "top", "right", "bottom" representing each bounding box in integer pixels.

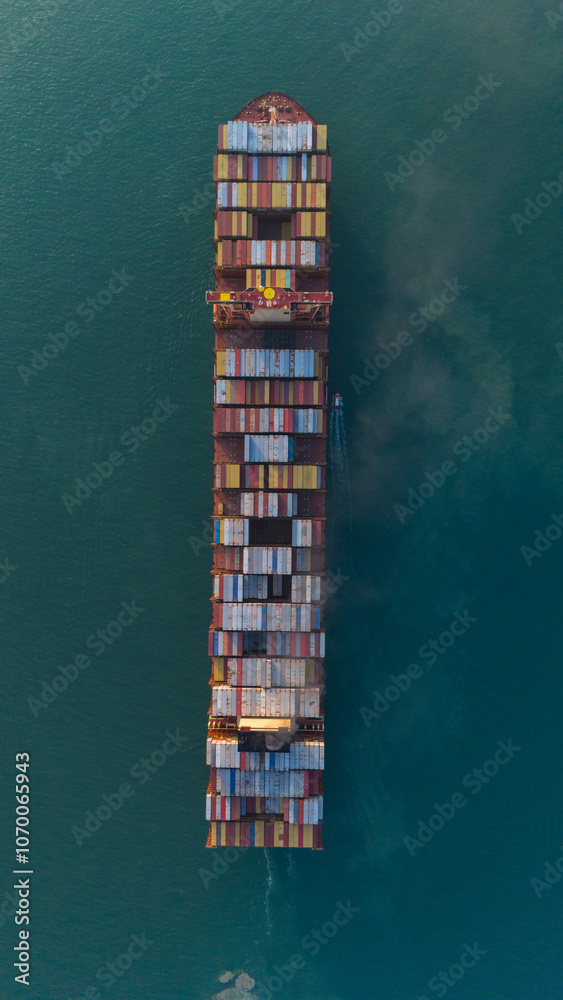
[
  {"left": 329, "top": 394, "right": 353, "bottom": 541},
  {"left": 264, "top": 848, "right": 275, "bottom": 936}
]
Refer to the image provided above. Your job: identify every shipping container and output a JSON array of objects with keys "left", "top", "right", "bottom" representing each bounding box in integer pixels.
[
  {"left": 215, "top": 152, "right": 331, "bottom": 182},
  {"left": 212, "top": 603, "right": 322, "bottom": 632},
  {"left": 213, "top": 408, "right": 324, "bottom": 435},
  {"left": 214, "top": 380, "right": 326, "bottom": 406},
  {"left": 208, "top": 630, "right": 325, "bottom": 657},
  {"left": 216, "top": 181, "right": 327, "bottom": 210},
  {"left": 216, "top": 241, "right": 325, "bottom": 270},
  {"left": 239, "top": 491, "right": 298, "bottom": 517},
  {"left": 210, "top": 686, "right": 321, "bottom": 717},
  {"left": 219, "top": 121, "right": 321, "bottom": 153}
]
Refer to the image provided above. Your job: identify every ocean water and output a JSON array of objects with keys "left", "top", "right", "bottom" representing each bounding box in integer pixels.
[{"left": 2, "top": 0, "right": 562, "bottom": 997}]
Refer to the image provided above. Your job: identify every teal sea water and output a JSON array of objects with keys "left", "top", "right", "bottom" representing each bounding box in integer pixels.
[{"left": 2, "top": 1, "right": 562, "bottom": 997}]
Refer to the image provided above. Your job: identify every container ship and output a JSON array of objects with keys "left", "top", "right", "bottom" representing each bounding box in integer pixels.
[{"left": 205, "top": 92, "right": 331, "bottom": 850}]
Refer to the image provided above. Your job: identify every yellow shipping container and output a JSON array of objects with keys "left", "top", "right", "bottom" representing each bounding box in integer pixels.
[
  {"left": 316, "top": 124, "right": 327, "bottom": 150},
  {"left": 226, "top": 465, "right": 240, "bottom": 488},
  {"left": 216, "top": 243, "right": 223, "bottom": 267},
  {"left": 274, "top": 821, "right": 285, "bottom": 848},
  {"left": 254, "top": 821, "right": 264, "bottom": 847},
  {"left": 237, "top": 154, "right": 244, "bottom": 180},
  {"left": 217, "top": 154, "right": 228, "bottom": 179},
  {"left": 212, "top": 657, "right": 225, "bottom": 682},
  {"left": 303, "top": 824, "right": 313, "bottom": 848},
  {"left": 211, "top": 822, "right": 217, "bottom": 847}
]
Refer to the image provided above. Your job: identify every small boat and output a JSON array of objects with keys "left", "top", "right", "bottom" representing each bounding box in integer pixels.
[{"left": 332, "top": 391, "right": 343, "bottom": 411}]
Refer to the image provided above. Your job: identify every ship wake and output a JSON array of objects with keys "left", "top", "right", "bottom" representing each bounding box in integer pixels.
[{"left": 329, "top": 398, "right": 353, "bottom": 540}]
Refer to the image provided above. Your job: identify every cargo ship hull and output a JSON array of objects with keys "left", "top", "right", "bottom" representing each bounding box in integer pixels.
[{"left": 205, "top": 93, "right": 331, "bottom": 849}]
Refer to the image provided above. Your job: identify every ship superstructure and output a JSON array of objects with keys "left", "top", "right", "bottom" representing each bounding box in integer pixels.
[{"left": 205, "top": 92, "right": 331, "bottom": 849}]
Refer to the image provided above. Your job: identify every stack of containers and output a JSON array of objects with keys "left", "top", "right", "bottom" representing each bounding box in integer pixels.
[{"left": 206, "top": 92, "right": 329, "bottom": 850}]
